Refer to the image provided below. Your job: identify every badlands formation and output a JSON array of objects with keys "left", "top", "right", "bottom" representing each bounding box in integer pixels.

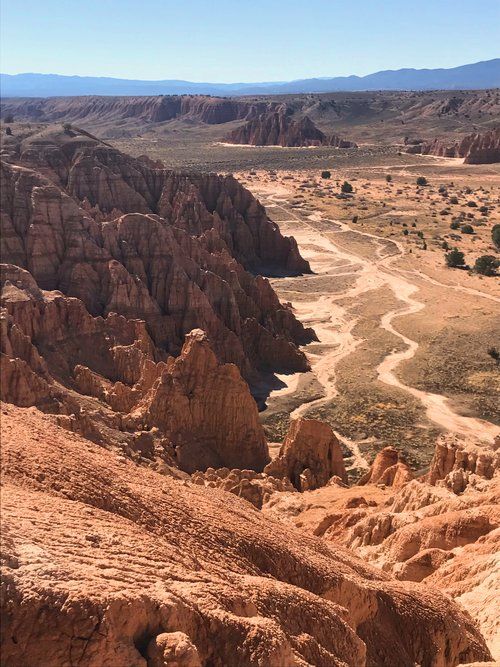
[
  {"left": 223, "top": 109, "right": 357, "bottom": 148},
  {"left": 406, "top": 128, "right": 500, "bottom": 164},
  {"left": 1, "top": 124, "right": 499, "bottom": 666}
]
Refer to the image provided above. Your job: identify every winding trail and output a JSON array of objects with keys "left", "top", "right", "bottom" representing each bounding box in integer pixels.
[{"left": 262, "top": 193, "right": 500, "bottom": 450}]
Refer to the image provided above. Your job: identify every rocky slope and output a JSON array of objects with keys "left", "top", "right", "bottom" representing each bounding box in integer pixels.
[
  {"left": 1, "top": 402, "right": 492, "bottom": 666},
  {"left": 264, "top": 435, "right": 500, "bottom": 660},
  {"left": 224, "top": 109, "right": 357, "bottom": 148},
  {"left": 2, "top": 91, "right": 497, "bottom": 143},
  {"left": 405, "top": 128, "right": 500, "bottom": 163},
  {"left": 1, "top": 128, "right": 313, "bottom": 387},
  {"left": 0, "top": 94, "right": 272, "bottom": 126}
]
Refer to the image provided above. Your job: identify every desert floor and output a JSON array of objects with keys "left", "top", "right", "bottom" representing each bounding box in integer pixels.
[{"left": 235, "top": 157, "right": 500, "bottom": 479}]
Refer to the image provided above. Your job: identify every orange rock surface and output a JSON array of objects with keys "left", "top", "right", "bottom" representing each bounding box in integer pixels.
[{"left": 0, "top": 404, "right": 492, "bottom": 666}]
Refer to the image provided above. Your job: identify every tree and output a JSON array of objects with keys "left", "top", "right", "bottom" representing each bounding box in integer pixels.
[
  {"left": 445, "top": 248, "right": 465, "bottom": 268},
  {"left": 492, "top": 224, "right": 500, "bottom": 249},
  {"left": 321, "top": 170, "right": 331, "bottom": 179},
  {"left": 416, "top": 176, "right": 427, "bottom": 186},
  {"left": 487, "top": 346, "right": 500, "bottom": 366},
  {"left": 341, "top": 181, "right": 353, "bottom": 193},
  {"left": 474, "top": 255, "right": 499, "bottom": 276}
]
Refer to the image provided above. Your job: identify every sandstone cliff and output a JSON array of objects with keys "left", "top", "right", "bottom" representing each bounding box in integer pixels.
[
  {"left": 0, "top": 264, "right": 272, "bottom": 473},
  {"left": 224, "top": 109, "right": 357, "bottom": 148},
  {"left": 406, "top": 128, "right": 500, "bottom": 163},
  {"left": 1, "top": 131, "right": 314, "bottom": 387}
]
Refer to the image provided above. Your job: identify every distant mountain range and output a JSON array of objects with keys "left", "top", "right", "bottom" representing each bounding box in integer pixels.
[{"left": 1, "top": 59, "right": 499, "bottom": 98}]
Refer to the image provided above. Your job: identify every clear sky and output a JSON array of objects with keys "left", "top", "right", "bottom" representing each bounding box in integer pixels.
[{"left": 1, "top": 0, "right": 499, "bottom": 82}]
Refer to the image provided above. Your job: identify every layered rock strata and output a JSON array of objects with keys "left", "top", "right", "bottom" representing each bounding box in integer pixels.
[
  {"left": 224, "top": 109, "right": 357, "bottom": 148},
  {"left": 406, "top": 128, "right": 500, "bottom": 163}
]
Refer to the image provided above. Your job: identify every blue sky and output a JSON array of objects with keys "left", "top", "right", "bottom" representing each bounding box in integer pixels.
[{"left": 1, "top": 0, "right": 499, "bottom": 81}]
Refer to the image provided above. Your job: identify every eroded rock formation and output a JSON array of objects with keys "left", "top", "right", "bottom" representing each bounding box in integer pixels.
[
  {"left": 224, "top": 109, "right": 357, "bottom": 148},
  {"left": 265, "top": 418, "right": 347, "bottom": 490},
  {"left": 406, "top": 128, "right": 500, "bottom": 163},
  {"left": 1, "top": 403, "right": 492, "bottom": 666},
  {"left": 358, "top": 446, "right": 413, "bottom": 488},
  {"left": 1, "top": 129, "right": 313, "bottom": 390},
  {"left": 264, "top": 435, "right": 500, "bottom": 659}
]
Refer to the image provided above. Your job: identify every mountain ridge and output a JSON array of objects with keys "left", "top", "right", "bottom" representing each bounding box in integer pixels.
[{"left": 2, "top": 59, "right": 499, "bottom": 97}]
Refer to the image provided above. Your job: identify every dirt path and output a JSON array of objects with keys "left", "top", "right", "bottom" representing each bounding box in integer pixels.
[{"left": 262, "top": 193, "right": 500, "bottom": 448}]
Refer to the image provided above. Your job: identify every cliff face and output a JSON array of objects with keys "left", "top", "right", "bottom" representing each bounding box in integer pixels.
[
  {"left": 406, "top": 128, "right": 500, "bottom": 163},
  {"left": 0, "top": 264, "right": 270, "bottom": 473},
  {"left": 1, "top": 403, "right": 492, "bottom": 666},
  {"left": 0, "top": 94, "right": 273, "bottom": 126},
  {"left": 224, "top": 109, "right": 357, "bottom": 148},
  {"left": 0, "top": 128, "right": 315, "bottom": 472},
  {"left": 1, "top": 131, "right": 313, "bottom": 386}
]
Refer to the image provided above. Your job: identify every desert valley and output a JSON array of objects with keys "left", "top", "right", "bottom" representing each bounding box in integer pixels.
[{"left": 1, "top": 69, "right": 500, "bottom": 667}]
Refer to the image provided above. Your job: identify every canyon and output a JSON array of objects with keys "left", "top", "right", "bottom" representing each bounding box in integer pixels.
[{"left": 1, "top": 113, "right": 500, "bottom": 666}]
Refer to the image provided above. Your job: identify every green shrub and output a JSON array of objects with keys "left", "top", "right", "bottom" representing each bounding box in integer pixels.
[
  {"left": 492, "top": 224, "right": 500, "bottom": 249},
  {"left": 416, "top": 176, "right": 427, "bottom": 186},
  {"left": 321, "top": 170, "right": 331, "bottom": 179},
  {"left": 474, "top": 255, "right": 499, "bottom": 276},
  {"left": 385, "top": 174, "right": 392, "bottom": 182},
  {"left": 445, "top": 248, "right": 466, "bottom": 268},
  {"left": 341, "top": 181, "right": 353, "bottom": 193},
  {"left": 461, "top": 224, "right": 474, "bottom": 234}
]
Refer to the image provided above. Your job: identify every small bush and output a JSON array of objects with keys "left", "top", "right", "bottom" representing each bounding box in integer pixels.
[
  {"left": 449, "top": 196, "right": 459, "bottom": 204},
  {"left": 466, "top": 200, "right": 477, "bottom": 207},
  {"left": 62, "top": 122, "right": 72, "bottom": 133},
  {"left": 461, "top": 224, "right": 474, "bottom": 234},
  {"left": 445, "top": 248, "right": 466, "bottom": 268},
  {"left": 474, "top": 255, "right": 499, "bottom": 276},
  {"left": 4, "top": 113, "right": 14, "bottom": 123},
  {"left": 403, "top": 229, "right": 409, "bottom": 236},
  {"left": 321, "top": 170, "right": 331, "bottom": 179},
  {"left": 352, "top": 215, "right": 358, "bottom": 224},
  {"left": 385, "top": 174, "right": 392, "bottom": 182},
  {"left": 487, "top": 346, "right": 500, "bottom": 365},
  {"left": 5, "top": 126, "right": 12, "bottom": 136},
  {"left": 416, "top": 176, "right": 428, "bottom": 186},
  {"left": 492, "top": 224, "right": 500, "bottom": 249},
  {"left": 341, "top": 181, "right": 353, "bottom": 193}
]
